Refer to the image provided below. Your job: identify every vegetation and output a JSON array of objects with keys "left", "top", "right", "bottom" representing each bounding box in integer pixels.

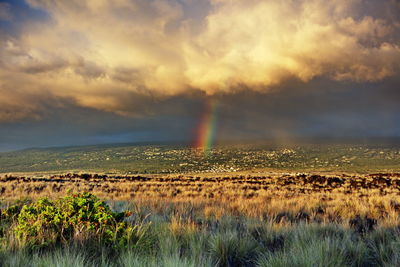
[
  {"left": 1, "top": 172, "right": 400, "bottom": 226},
  {"left": 0, "top": 143, "right": 399, "bottom": 266},
  {"left": 11, "top": 193, "right": 135, "bottom": 248},
  {"left": 1, "top": 190, "right": 400, "bottom": 266},
  {"left": 0, "top": 142, "right": 399, "bottom": 174}
]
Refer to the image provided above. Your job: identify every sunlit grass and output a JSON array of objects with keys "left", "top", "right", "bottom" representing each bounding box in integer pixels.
[{"left": 1, "top": 175, "right": 400, "bottom": 267}]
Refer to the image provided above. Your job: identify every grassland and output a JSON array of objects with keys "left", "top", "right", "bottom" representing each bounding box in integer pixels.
[
  {"left": 1, "top": 172, "right": 400, "bottom": 222},
  {"left": 1, "top": 171, "right": 400, "bottom": 266},
  {"left": 1, "top": 143, "right": 400, "bottom": 266},
  {"left": 1, "top": 143, "right": 400, "bottom": 174}
]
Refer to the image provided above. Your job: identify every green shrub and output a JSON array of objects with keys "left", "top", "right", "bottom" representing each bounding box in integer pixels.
[
  {"left": 12, "top": 193, "right": 136, "bottom": 248},
  {"left": 0, "top": 199, "right": 32, "bottom": 240}
]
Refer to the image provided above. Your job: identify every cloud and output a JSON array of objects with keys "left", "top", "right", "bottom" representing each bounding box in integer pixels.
[
  {"left": 0, "top": 2, "right": 12, "bottom": 21},
  {"left": 1, "top": 77, "right": 399, "bottom": 151},
  {"left": 0, "top": 0, "right": 399, "bottom": 122}
]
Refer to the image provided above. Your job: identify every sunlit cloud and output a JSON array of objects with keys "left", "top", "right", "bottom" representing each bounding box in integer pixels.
[{"left": 0, "top": 0, "right": 399, "bottom": 122}]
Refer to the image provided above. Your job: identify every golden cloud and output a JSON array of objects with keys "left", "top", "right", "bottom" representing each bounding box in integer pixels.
[{"left": 0, "top": 0, "right": 399, "bottom": 121}]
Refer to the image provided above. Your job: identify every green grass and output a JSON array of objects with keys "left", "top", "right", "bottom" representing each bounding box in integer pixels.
[
  {"left": 2, "top": 222, "right": 399, "bottom": 267},
  {"left": 1, "top": 195, "right": 400, "bottom": 266},
  {"left": 0, "top": 143, "right": 399, "bottom": 174}
]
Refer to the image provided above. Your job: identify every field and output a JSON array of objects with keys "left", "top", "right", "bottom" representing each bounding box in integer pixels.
[
  {"left": 1, "top": 142, "right": 400, "bottom": 174},
  {"left": 1, "top": 143, "right": 400, "bottom": 266}
]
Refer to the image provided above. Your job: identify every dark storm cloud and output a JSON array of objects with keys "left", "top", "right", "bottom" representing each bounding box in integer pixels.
[
  {"left": 213, "top": 77, "right": 400, "bottom": 140},
  {"left": 0, "top": 94, "right": 202, "bottom": 151},
  {"left": 1, "top": 77, "right": 399, "bottom": 151}
]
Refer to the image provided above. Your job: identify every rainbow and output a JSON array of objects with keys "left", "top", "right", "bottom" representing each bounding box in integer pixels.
[{"left": 194, "top": 98, "right": 218, "bottom": 155}]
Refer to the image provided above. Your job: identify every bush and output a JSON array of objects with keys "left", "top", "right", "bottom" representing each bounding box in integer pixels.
[{"left": 12, "top": 193, "right": 134, "bottom": 248}]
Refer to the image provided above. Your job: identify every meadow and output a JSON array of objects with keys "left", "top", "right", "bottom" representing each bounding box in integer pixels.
[
  {"left": 1, "top": 142, "right": 399, "bottom": 174},
  {"left": 1, "top": 171, "right": 400, "bottom": 266},
  {"left": 0, "top": 143, "right": 400, "bottom": 266}
]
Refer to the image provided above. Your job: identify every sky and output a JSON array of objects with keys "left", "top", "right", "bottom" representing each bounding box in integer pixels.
[{"left": 0, "top": 0, "right": 399, "bottom": 151}]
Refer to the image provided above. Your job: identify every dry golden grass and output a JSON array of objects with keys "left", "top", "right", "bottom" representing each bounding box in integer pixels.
[{"left": 1, "top": 171, "right": 400, "bottom": 226}]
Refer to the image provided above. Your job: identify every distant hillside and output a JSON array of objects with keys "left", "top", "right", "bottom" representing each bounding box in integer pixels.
[{"left": 0, "top": 142, "right": 400, "bottom": 174}]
